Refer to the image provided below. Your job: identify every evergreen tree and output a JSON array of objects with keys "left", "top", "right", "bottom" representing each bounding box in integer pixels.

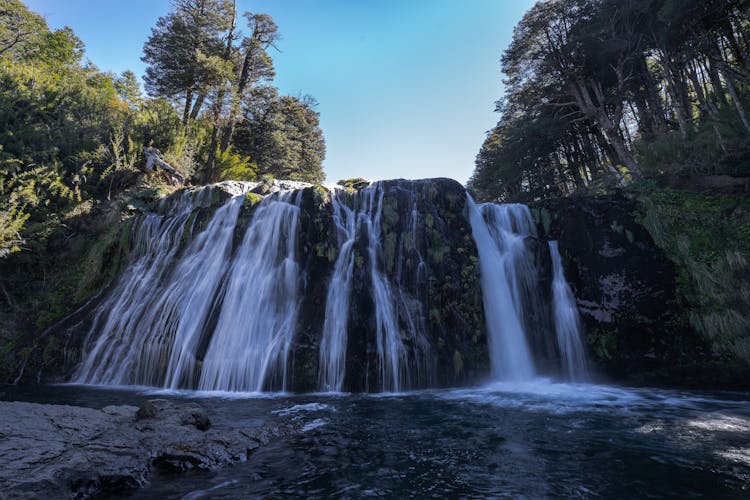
[{"left": 234, "top": 91, "right": 326, "bottom": 183}]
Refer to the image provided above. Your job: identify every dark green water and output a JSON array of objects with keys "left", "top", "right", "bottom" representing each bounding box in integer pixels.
[{"left": 4, "top": 380, "right": 750, "bottom": 498}]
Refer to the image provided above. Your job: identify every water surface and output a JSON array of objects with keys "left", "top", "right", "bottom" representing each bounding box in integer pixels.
[{"left": 4, "top": 381, "right": 749, "bottom": 498}]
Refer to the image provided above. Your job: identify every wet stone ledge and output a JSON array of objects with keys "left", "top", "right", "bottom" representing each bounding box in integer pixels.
[{"left": 0, "top": 399, "right": 293, "bottom": 499}]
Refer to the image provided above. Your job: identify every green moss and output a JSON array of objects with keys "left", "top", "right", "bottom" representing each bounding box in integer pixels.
[
  {"left": 355, "top": 252, "right": 364, "bottom": 269},
  {"left": 588, "top": 328, "right": 618, "bottom": 361},
  {"left": 632, "top": 184, "right": 750, "bottom": 367},
  {"left": 381, "top": 196, "right": 399, "bottom": 233},
  {"left": 314, "top": 242, "right": 328, "bottom": 258},
  {"left": 312, "top": 184, "right": 330, "bottom": 205},
  {"left": 428, "top": 308, "right": 439, "bottom": 322},
  {"left": 541, "top": 207, "right": 552, "bottom": 235},
  {"left": 244, "top": 192, "right": 263, "bottom": 206},
  {"left": 337, "top": 178, "right": 369, "bottom": 189}
]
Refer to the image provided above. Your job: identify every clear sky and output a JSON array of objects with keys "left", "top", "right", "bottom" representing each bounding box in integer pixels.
[{"left": 23, "top": 0, "right": 534, "bottom": 184}]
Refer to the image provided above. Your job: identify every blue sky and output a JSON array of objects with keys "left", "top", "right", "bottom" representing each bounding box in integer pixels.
[{"left": 24, "top": 0, "right": 534, "bottom": 184}]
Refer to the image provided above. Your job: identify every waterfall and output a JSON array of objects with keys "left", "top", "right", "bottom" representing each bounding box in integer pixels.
[
  {"left": 549, "top": 241, "right": 589, "bottom": 381},
  {"left": 199, "top": 192, "right": 302, "bottom": 392},
  {"left": 318, "top": 182, "right": 434, "bottom": 392},
  {"left": 318, "top": 189, "right": 356, "bottom": 392},
  {"left": 74, "top": 178, "right": 589, "bottom": 393},
  {"left": 360, "top": 184, "right": 407, "bottom": 392},
  {"left": 75, "top": 187, "right": 244, "bottom": 386},
  {"left": 467, "top": 195, "right": 536, "bottom": 381}
]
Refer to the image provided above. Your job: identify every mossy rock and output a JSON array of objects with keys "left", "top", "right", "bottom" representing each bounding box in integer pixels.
[{"left": 337, "top": 178, "right": 370, "bottom": 190}]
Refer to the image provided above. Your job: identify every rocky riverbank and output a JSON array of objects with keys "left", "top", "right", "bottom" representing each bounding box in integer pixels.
[{"left": 0, "top": 399, "right": 293, "bottom": 499}]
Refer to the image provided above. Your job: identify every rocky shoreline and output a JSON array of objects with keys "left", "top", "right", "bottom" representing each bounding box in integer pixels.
[{"left": 0, "top": 399, "right": 293, "bottom": 499}]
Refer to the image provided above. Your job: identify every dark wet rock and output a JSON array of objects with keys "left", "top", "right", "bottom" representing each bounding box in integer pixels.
[
  {"left": 135, "top": 400, "right": 157, "bottom": 420},
  {"left": 0, "top": 400, "right": 290, "bottom": 499},
  {"left": 344, "top": 178, "right": 487, "bottom": 390},
  {"left": 180, "top": 408, "right": 211, "bottom": 431},
  {"left": 530, "top": 194, "right": 707, "bottom": 384}
]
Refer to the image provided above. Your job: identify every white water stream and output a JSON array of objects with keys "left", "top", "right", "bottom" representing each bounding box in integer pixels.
[
  {"left": 467, "top": 196, "right": 536, "bottom": 380},
  {"left": 549, "top": 241, "right": 589, "bottom": 380},
  {"left": 199, "top": 192, "right": 302, "bottom": 392}
]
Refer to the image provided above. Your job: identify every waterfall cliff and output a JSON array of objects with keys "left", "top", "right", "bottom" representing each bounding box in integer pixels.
[{"left": 69, "top": 178, "right": 588, "bottom": 392}]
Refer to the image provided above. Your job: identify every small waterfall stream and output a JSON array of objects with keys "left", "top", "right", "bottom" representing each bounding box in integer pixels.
[
  {"left": 549, "top": 241, "right": 589, "bottom": 380},
  {"left": 360, "top": 185, "right": 407, "bottom": 392},
  {"left": 318, "top": 190, "right": 356, "bottom": 392}
]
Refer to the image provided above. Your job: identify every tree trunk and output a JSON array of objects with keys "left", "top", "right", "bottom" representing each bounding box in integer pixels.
[
  {"left": 706, "top": 57, "right": 730, "bottom": 109},
  {"left": 220, "top": 36, "right": 262, "bottom": 154},
  {"left": 658, "top": 51, "right": 691, "bottom": 140},
  {"left": 182, "top": 89, "right": 193, "bottom": 126},
  {"left": 190, "top": 92, "right": 206, "bottom": 120},
  {"left": 687, "top": 61, "right": 727, "bottom": 153},
  {"left": 567, "top": 79, "right": 643, "bottom": 179},
  {"left": 722, "top": 67, "right": 750, "bottom": 135},
  {"left": 204, "top": 1, "right": 237, "bottom": 180}
]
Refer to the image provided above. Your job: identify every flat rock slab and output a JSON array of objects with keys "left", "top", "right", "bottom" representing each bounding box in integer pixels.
[{"left": 0, "top": 399, "right": 287, "bottom": 499}]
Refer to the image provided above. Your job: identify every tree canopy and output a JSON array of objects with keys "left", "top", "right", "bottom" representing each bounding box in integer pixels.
[
  {"left": 0, "top": 0, "right": 326, "bottom": 258},
  {"left": 469, "top": 0, "right": 750, "bottom": 202}
]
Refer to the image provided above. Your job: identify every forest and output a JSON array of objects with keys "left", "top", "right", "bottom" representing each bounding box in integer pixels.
[
  {"left": 468, "top": 0, "right": 750, "bottom": 201},
  {"left": 0, "top": 0, "right": 325, "bottom": 260}
]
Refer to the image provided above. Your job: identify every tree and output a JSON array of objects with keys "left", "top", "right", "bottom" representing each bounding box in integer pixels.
[
  {"left": 470, "top": 0, "right": 750, "bottom": 202},
  {"left": 234, "top": 91, "right": 326, "bottom": 183},
  {"left": 219, "top": 12, "right": 279, "bottom": 155},
  {"left": 0, "top": 0, "right": 46, "bottom": 58},
  {"left": 141, "top": 0, "right": 234, "bottom": 125}
]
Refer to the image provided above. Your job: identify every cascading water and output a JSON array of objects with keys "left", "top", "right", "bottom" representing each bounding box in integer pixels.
[
  {"left": 549, "top": 241, "right": 589, "bottom": 381},
  {"left": 392, "top": 187, "right": 432, "bottom": 387},
  {"left": 199, "top": 192, "right": 302, "bottom": 392},
  {"left": 317, "top": 182, "right": 433, "bottom": 392},
  {"left": 75, "top": 178, "right": 588, "bottom": 393},
  {"left": 360, "top": 184, "right": 407, "bottom": 392},
  {"left": 318, "top": 189, "right": 356, "bottom": 392},
  {"left": 467, "top": 196, "right": 536, "bottom": 380},
  {"left": 75, "top": 186, "right": 245, "bottom": 386}
]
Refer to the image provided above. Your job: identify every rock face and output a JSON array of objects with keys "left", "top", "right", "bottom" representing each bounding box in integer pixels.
[
  {"left": 530, "top": 194, "right": 708, "bottom": 384},
  {"left": 0, "top": 399, "right": 288, "bottom": 499},
  {"left": 340, "top": 179, "right": 487, "bottom": 391}
]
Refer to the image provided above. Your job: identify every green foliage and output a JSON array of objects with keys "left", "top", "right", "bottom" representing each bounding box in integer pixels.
[
  {"left": 633, "top": 185, "right": 750, "bottom": 366},
  {"left": 234, "top": 92, "right": 326, "bottom": 183},
  {"left": 214, "top": 147, "right": 258, "bottom": 181},
  {"left": 337, "top": 178, "right": 369, "bottom": 189},
  {"left": 244, "top": 192, "right": 263, "bottom": 206},
  {"left": 469, "top": 0, "right": 750, "bottom": 202}
]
